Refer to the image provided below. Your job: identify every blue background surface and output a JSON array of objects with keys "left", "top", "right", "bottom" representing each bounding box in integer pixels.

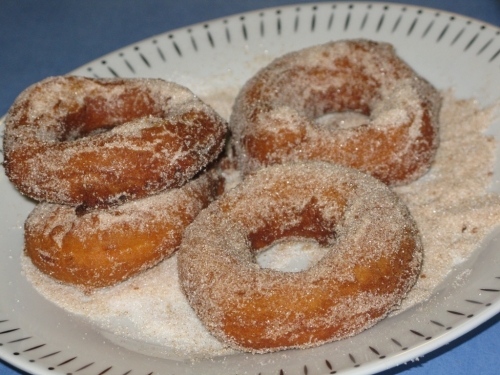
[{"left": 1, "top": 1, "right": 500, "bottom": 374}]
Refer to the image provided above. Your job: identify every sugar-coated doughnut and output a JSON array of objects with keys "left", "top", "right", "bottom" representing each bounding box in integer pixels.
[
  {"left": 230, "top": 39, "right": 441, "bottom": 185},
  {"left": 24, "top": 170, "right": 224, "bottom": 290},
  {"left": 178, "top": 162, "right": 423, "bottom": 353},
  {"left": 3, "top": 76, "right": 227, "bottom": 209}
]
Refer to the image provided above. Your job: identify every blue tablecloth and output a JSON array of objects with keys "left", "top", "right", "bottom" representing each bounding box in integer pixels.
[{"left": 1, "top": 1, "right": 500, "bottom": 374}]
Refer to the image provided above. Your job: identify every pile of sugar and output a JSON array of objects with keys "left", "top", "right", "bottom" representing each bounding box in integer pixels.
[
  {"left": 393, "top": 91, "right": 500, "bottom": 311},
  {"left": 22, "top": 90, "right": 500, "bottom": 359}
]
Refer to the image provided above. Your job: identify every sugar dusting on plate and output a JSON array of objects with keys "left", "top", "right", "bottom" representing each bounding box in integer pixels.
[
  {"left": 393, "top": 90, "right": 500, "bottom": 311},
  {"left": 22, "top": 88, "right": 500, "bottom": 359}
]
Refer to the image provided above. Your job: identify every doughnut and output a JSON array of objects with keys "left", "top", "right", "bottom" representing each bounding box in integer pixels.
[
  {"left": 230, "top": 39, "right": 441, "bottom": 185},
  {"left": 177, "top": 162, "right": 423, "bottom": 353},
  {"left": 24, "top": 169, "right": 224, "bottom": 290},
  {"left": 3, "top": 76, "right": 227, "bottom": 209}
]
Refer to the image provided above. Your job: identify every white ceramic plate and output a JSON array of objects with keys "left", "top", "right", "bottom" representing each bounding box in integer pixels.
[{"left": 2, "top": 2, "right": 500, "bottom": 375}]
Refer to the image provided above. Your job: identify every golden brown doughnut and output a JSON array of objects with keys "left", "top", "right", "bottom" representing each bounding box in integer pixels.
[
  {"left": 230, "top": 39, "right": 441, "bottom": 185},
  {"left": 178, "top": 162, "right": 423, "bottom": 353},
  {"left": 3, "top": 76, "right": 227, "bottom": 209},
  {"left": 24, "top": 170, "right": 224, "bottom": 290}
]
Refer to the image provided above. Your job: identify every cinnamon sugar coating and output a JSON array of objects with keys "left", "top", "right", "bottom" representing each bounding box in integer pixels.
[
  {"left": 24, "top": 170, "right": 224, "bottom": 290},
  {"left": 177, "top": 162, "right": 423, "bottom": 353},
  {"left": 3, "top": 76, "right": 227, "bottom": 208},
  {"left": 230, "top": 39, "right": 441, "bottom": 185}
]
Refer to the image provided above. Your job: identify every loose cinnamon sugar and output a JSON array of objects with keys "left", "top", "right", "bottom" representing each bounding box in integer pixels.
[
  {"left": 22, "top": 254, "right": 232, "bottom": 358},
  {"left": 21, "top": 89, "right": 500, "bottom": 358},
  {"left": 393, "top": 91, "right": 500, "bottom": 311}
]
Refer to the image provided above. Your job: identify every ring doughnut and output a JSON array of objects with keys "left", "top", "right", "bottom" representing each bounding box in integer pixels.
[
  {"left": 25, "top": 169, "right": 224, "bottom": 290},
  {"left": 230, "top": 39, "right": 441, "bottom": 185},
  {"left": 3, "top": 76, "right": 227, "bottom": 208},
  {"left": 178, "top": 162, "right": 423, "bottom": 353}
]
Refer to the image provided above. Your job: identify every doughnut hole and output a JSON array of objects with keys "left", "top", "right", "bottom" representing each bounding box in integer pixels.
[
  {"left": 314, "top": 111, "right": 370, "bottom": 130},
  {"left": 255, "top": 241, "right": 328, "bottom": 272},
  {"left": 60, "top": 86, "right": 164, "bottom": 141},
  {"left": 252, "top": 195, "right": 336, "bottom": 272}
]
